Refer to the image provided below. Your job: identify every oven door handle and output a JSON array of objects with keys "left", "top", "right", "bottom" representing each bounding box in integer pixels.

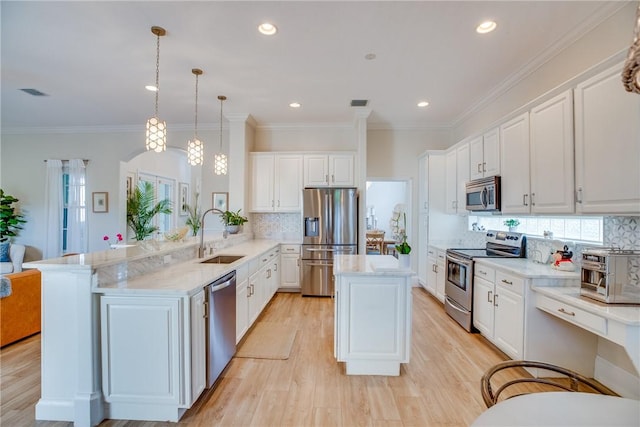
[
  {"left": 446, "top": 253, "right": 472, "bottom": 267},
  {"left": 445, "top": 296, "right": 468, "bottom": 314}
]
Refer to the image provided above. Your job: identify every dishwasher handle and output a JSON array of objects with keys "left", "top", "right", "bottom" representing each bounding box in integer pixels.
[{"left": 208, "top": 271, "right": 236, "bottom": 292}]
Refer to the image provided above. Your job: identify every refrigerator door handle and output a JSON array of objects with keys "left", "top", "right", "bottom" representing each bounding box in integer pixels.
[{"left": 305, "top": 248, "right": 335, "bottom": 252}]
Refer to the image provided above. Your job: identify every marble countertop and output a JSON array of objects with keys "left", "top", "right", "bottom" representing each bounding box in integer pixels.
[
  {"left": 334, "top": 255, "right": 413, "bottom": 276},
  {"left": 95, "top": 240, "right": 280, "bottom": 296},
  {"left": 532, "top": 285, "right": 640, "bottom": 326},
  {"left": 474, "top": 257, "right": 580, "bottom": 279}
]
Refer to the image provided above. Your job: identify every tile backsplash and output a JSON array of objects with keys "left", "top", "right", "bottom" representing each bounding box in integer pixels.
[
  {"left": 252, "top": 213, "right": 302, "bottom": 241},
  {"left": 603, "top": 216, "right": 640, "bottom": 249}
]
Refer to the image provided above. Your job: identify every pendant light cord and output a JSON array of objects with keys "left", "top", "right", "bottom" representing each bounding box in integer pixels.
[
  {"left": 194, "top": 73, "right": 199, "bottom": 137},
  {"left": 219, "top": 96, "right": 225, "bottom": 151},
  {"left": 154, "top": 33, "right": 160, "bottom": 117}
]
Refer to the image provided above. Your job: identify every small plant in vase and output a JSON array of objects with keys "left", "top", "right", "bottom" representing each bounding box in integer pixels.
[
  {"left": 394, "top": 212, "right": 411, "bottom": 268},
  {"left": 220, "top": 209, "right": 248, "bottom": 234},
  {"left": 504, "top": 219, "right": 520, "bottom": 232}
]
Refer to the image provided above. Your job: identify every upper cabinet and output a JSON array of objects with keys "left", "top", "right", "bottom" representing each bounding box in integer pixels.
[
  {"left": 574, "top": 63, "right": 640, "bottom": 214},
  {"left": 445, "top": 143, "right": 469, "bottom": 214},
  {"left": 469, "top": 128, "right": 500, "bottom": 181},
  {"left": 500, "top": 113, "right": 531, "bottom": 214},
  {"left": 304, "top": 153, "right": 355, "bottom": 187},
  {"left": 529, "top": 90, "right": 575, "bottom": 214},
  {"left": 250, "top": 153, "right": 303, "bottom": 212}
]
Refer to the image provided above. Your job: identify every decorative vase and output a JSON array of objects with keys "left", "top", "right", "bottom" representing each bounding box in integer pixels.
[
  {"left": 398, "top": 253, "right": 410, "bottom": 269},
  {"left": 509, "top": 227, "right": 517, "bottom": 232},
  {"left": 226, "top": 225, "right": 240, "bottom": 234}
]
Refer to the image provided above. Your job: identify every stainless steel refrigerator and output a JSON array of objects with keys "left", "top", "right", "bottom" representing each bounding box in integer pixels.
[{"left": 301, "top": 187, "right": 358, "bottom": 296}]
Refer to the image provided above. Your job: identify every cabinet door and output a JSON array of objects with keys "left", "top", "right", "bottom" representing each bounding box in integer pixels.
[
  {"left": 250, "top": 154, "right": 275, "bottom": 211},
  {"left": 472, "top": 277, "right": 494, "bottom": 338},
  {"left": 281, "top": 253, "right": 300, "bottom": 289},
  {"left": 445, "top": 149, "right": 458, "bottom": 214},
  {"left": 530, "top": 90, "right": 575, "bottom": 214},
  {"left": 275, "top": 155, "right": 302, "bottom": 211},
  {"left": 101, "top": 296, "right": 182, "bottom": 405},
  {"left": 494, "top": 286, "right": 524, "bottom": 359},
  {"left": 483, "top": 128, "right": 500, "bottom": 178},
  {"left": 425, "top": 254, "right": 437, "bottom": 296},
  {"left": 418, "top": 154, "right": 429, "bottom": 213},
  {"left": 435, "top": 255, "right": 446, "bottom": 303},
  {"left": 248, "top": 272, "right": 261, "bottom": 325},
  {"left": 236, "top": 278, "right": 249, "bottom": 343},
  {"left": 575, "top": 63, "right": 640, "bottom": 214},
  {"left": 500, "top": 113, "right": 531, "bottom": 214},
  {"left": 468, "top": 135, "right": 485, "bottom": 181},
  {"left": 456, "top": 143, "right": 470, "bottom": 213},
  {"left": 329, "top": 154, "right": 355, "bottom": 186},
  {"left": 417, "top": 214, "right": 428, "bottom": 286},
  {"left": 304, "top": 155, "right": 329, "bottom": 187},
  {"left": 190, "top": 290, "right": 206, "bottom": 404}
]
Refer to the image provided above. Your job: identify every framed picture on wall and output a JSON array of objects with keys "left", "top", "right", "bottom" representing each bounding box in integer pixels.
[
  {"left": 92, "top": 192, "right": 108, "bottom": 213},
  {"left": 212, "top": 192, "right": 228, "bottom": 211},
  {"left": 179, "top": 182, "right": 189, "bottom": 216}
]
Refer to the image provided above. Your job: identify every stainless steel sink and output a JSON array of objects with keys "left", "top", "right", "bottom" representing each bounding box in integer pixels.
[{"left": 200, "top": 255, "right": 245, "bottom": 264}]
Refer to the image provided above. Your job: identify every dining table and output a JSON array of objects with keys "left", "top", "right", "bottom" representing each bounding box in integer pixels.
[{"left": 471, "top": 391, "right": 640, "bottom": 426}]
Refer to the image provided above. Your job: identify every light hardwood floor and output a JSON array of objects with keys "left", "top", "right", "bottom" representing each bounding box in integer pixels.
[{"left": 2, "top": 287, "right": 513, "bottom": 426}]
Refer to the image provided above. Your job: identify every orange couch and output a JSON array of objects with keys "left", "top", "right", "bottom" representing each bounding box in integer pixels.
[{"left": 0, "top": 269, "right": 41, "bottom": 347}]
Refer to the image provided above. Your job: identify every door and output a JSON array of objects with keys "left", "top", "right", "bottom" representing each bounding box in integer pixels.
[
  {"left": 301, "top": 259, "right": 334, "bottom": 296},
  {"left": 472, "top": 277, "right": 494, "bottom": 337},
  {"left": 304, "top": 155, "right": 329, "bottom": 187},
  {"left": 331, "top": 188, "right": 358, "bottom": 245},
  {"left": 250, "top": 154, "right": 275, "bottom": 211},
  {"left": 500, "top": 113, "right": 530, "bottom": 214},
  {"left": 275, "top": 154, "right": 302, "bottom": 211},
  {"left": 445, "top": 149, "right": 457, "bottom": 214},
  {"left": 494, "top": 286, "right": 523, "bottom": 359},
  {"left": 329, "top": 154, "right": 355, "bottom": 186}
]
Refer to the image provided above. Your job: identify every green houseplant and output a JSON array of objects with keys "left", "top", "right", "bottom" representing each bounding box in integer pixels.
[
  {"left": 0, "top": 189, "right": 27, "bottom": 243},
  {"left": 185, "top": 192, "right": 202, "bottom": 237},
  {"left": 126, "top": 181, "right": 172, "bottom": 241},
  {"left": 220, "top": 209, "right": 248, "bottom": 234},
  {"left": 503, "top": 219, "right": 520, "bottom": 231},
  {"left": 394, "top": 212, "right": 411, "bottom": 255}
]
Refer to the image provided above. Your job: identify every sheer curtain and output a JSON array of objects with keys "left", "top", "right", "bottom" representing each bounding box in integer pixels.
[
  {"left": 66, "top": 159, "right": 87, "bottom": 254},
  {"left": 44, "top": 160, "right": 63, "bottom": 258}
]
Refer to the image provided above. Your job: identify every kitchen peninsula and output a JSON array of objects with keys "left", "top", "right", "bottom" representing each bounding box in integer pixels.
[
  {"left": 333, "top": 254, "right": 413, "bottom": 376},
  {"left": 23, "top": 235, "right": 282, "bottom": 426}
]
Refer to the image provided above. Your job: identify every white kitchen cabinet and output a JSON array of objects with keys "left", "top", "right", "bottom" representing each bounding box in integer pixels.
[
  {"left": 236, "top": 264, "right": 250, "bottom": 343},
  {"left": 280, "top": 244, "right": 300, "bottom": 291},
  {"left": 418, "top": 153, "right": 429, "bottom": 213},
  {"left": 472, "top": 264, "right": 524, "bottom": 360},
  {"left": 445, "top": 143, "right": 470, "bottom": 214},
  {"left": 426, "top": 246, "right": 445, "bottom": 303},
  {"left": 445, "top": 148, "right": 458, "bottom": 214},
  {"left": 303, "top": 153, "right": 355, "bottom": 187},
  {"left": 500, "top": 113, "right": 531, "bottom": 214},
  {"left": 250, "top": 153, "right": 302, "bottom": 212},
  {"left": 529, "top": 90, "right": 575, "bottom": 214},
  {"left": 417, "top": 214, "right": 429, "bottom": 287},
  {"left": 574, "top": 62, "right": 640, "bottom": 214},
  {"left": 100, "top": 295, "right": 189, "bottom": 421},
  {"left": 190, "top": 289, "right": 206, "bottom": 403},
  {"left": 334, "top": 272, "right": 412, "bottom": 376},
  {"left": 469, "top": 128, "right": 500, "bottom": 181}
]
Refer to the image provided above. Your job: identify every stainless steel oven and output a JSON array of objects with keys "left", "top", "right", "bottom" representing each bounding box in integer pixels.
[{"left": 444, "top": 230, "right": 525, "bottom": 332}]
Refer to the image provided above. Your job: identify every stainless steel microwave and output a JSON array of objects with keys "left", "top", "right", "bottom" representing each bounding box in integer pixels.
[{"left": 465, "top": 176, "right": 501, "bottom": 212}]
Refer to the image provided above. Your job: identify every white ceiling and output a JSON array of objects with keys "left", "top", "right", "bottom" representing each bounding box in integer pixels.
[{"left": 0, "top": 1, "right": 628, "bottom": 132}]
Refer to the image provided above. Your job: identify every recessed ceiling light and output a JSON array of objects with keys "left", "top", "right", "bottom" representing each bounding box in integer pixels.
[
  {"left": 145, "top": 85, "right": 158, "bottom": 92},
  {"left": 289, "top": 102, "right": 301, "bottom": 108},
  {"left": 417, "top": 101, "right": 430, "bottom": 108},
  {"left": 476, "top": 20, "right": 497, "bottom": 34},
  {"left": 258, "top": 22, "right": 277, "bottom": 35}
]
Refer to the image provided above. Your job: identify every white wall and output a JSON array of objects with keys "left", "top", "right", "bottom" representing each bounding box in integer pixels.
[{"left": 254, "top": 125, "right": 357, "bottom": 151}]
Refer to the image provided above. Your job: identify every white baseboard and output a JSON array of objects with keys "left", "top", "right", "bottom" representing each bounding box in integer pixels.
[{"left": 594, "top": 355, "right": 640, "bottom": 399}]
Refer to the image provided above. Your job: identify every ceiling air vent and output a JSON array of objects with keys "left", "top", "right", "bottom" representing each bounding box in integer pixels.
[
  {"left": 20, "top": 88, "right": 49, "bottom": 96},
  {"left": 350, "top": 99, "right": 368, "bottom": 107}
]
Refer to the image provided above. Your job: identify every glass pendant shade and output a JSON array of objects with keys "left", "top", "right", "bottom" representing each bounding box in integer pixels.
[
  {"left": 214, "top": 153, "right": 228, "bottom": 175},
  {"left": 187, "top": 138, "right": 203, "bottom": 165},
  {"left": 146, "top": 116, "right": 167, "bottom": 152}
]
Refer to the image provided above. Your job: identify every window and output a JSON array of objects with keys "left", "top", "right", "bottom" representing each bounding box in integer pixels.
[{"left": 468, "top": 215, "right": 603, "bottom": 243}]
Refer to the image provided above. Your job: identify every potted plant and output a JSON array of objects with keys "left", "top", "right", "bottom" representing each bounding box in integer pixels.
[
  {"left": 220, "top": 209, "right": 248, "bottom": 234},
  {"left": 185, "top": 192, "right": 202, "bottom": 237},
  {"left": 126, "top": 181, "right": 172, "bottom": 241},
  {"left": 504, "top": 218, "right": 520, "bottom": 232},
  {"left": 0, "top": 189, "right": 27, "bottom": 243},
  {"left": 393, "top": 212, "right": 411, "bottom": 268}
]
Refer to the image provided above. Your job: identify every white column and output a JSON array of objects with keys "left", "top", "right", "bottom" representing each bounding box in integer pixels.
[
  {"left": 226, "top": 114, "right": 256, "bottom": 215},
  {"left": 354, "top": 108, "right": 371, "bottom": 253}
]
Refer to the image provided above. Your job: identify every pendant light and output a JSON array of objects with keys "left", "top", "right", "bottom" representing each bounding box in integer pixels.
[
  {"left": 187, "top": 68, "right": 204, "bottom": 165},
  {"left": 214, "top": 95, "right": 228, "bottom": 175},
  {"left": 145, "top": 26, "right": 167, "bottom": 153}
]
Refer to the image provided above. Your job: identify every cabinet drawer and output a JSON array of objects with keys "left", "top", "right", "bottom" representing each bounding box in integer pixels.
[
  {"left": 495, "top": 271, "right": 524, "bottom": 295},
  {"left": 427, "top": 246, "right": 437, "bottom": 257},
  {"left": 281, "top": 244, "right": 300, "bottom": 254},
  {"left": 436, "top": 251, "right": 445, "bottom": 261},
  {"left": 474, "top": 264, "right": 495, "bottom": 282},
  {"left": 537, "top": 294, "right": 607, "bottom": 336}
]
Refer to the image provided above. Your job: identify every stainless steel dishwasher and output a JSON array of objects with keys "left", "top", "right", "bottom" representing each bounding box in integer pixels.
[{"left": 205, "top": 270, "right": 236, "bottom": 388}]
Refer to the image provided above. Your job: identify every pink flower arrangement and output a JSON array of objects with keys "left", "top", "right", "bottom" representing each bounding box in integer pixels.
[{"left": 103, "top": 233, "right": 123, "bottom": 247}]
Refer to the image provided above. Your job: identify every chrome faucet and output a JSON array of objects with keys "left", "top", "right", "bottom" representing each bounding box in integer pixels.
[{"left": 199, "top": 208, "right": 225, "bottom": 258}]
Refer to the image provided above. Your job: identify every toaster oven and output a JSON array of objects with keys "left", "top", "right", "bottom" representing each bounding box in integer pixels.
[{"left": 580, "top": 249, "right": 640, "bottom": 305}]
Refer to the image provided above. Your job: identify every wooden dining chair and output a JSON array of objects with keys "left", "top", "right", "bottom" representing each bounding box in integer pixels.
[
  {"left": 480, "top": 360, "right": 617, "bottom": 408},
  {"left": 366, "top": 231, "right": 385, "bottom": 254}
]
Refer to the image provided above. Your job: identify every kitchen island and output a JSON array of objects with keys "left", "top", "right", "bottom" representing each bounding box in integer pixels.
[
  {"left": 23, "top": 235, "right": 283, "bottom": 426},
  {"left": 333, "top": 255, "right": 413, "bottom": 376}
]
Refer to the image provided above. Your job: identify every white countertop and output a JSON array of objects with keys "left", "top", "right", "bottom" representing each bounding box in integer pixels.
[
  {"left": 474, "top": 257, "right": 580, "bottom": 279},
  {"left": 94, "top": 240, "right": 280, "bottom": 296},
  {"left": 334, "top": 255, "right": 413, "bottom": 276}
]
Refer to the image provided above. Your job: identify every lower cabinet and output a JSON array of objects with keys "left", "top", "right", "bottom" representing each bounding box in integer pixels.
[
  {"left": 472, "top": 263, "right": 524, "bottom": 359},
  {"left": 236, "top": 264, "right": 250, "bottom": 344},
  {"left": 100, "top": 293, "right": 203, "bottom": 421},
  {"left": 425, "top": 247, "right": 446, "bottom": 303},
  {"left": 280, "top": 244, "right": 300, "bottom": 291},
  {"left": 334, "top": 274, "right": 412, "bottom": 376}
]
